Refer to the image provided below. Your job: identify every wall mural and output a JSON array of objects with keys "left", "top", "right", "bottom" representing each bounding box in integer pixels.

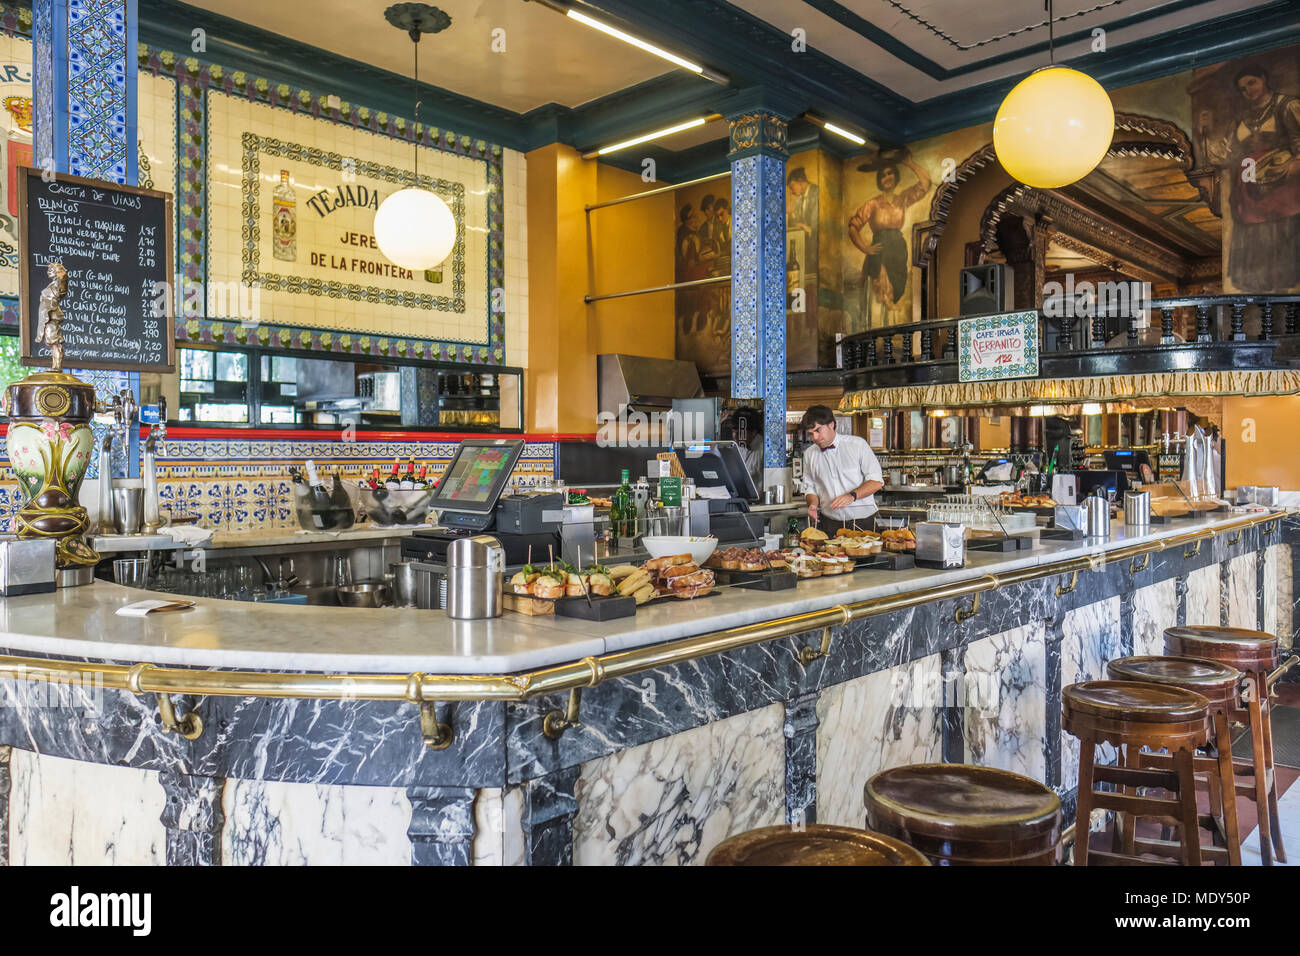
[
  {"left": 673, "top": 178, "right": 732, "bottom": 377},
  {"left": 843, "top": 146, "right": 932, "bottom": 331},
  {"left": 1191, "top": 43, "right": 1300, "bottom": 294}
]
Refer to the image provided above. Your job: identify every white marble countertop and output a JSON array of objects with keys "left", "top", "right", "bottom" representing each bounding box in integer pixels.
[
  {"left": 0, "top": 510, "right": 1278, "bottom": 675},
  {"left": 90, "top": 525, "right": 422, "bottom": 553}
]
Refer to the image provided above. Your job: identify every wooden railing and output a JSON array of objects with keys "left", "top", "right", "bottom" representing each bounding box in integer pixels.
[{"left": 839, "top": 294, "right": 1300, "bottom": 391}]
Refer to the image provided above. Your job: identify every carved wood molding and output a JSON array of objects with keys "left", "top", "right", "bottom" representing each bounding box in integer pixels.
[{"left": 916, "top": 112, "right": 1198, "bottom": 270}]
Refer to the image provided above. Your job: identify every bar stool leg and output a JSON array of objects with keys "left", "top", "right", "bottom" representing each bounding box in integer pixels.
[
  {"left": 1211, "top": 710, "right": 1242, "bottom": 866},
  {"left": 1260, "top": 694, "right": 1287, "bottom": 864},
  {"left": 1075, "top": 734, "right": 1097, "bottom": 866},
  {"left": 1174, "top": 746, "right": 1203, "bottom": 866},
  {"left": 1247, "top": 687, "right": 1275, "bottom": 865}
]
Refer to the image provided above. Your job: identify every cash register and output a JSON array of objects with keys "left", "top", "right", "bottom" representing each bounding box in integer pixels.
[
  {"left": 401, "top": 438, "right": 563, "bottom": 567},
  {"left": 676, "top": 441, "right": 767, "bottom": 544}
]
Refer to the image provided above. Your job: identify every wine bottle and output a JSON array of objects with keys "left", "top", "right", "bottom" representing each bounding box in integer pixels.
[
  {"left": 612, "top": 469, "right": 634, "bottom": 538},
  {"left": 303, "top": 460, "right": 334, "bottom": 516},
  {"left": 400, "top": 457, "right": 416, "bottom": 490},
  {"left": 329, "top": 472, "right": 350, "bottom": 509},
  {"left": 368, "top": 466, "right": 381, "bottom": 490},
  {"left": 416, "top": 464, "right": 429, "bottom": 488}
]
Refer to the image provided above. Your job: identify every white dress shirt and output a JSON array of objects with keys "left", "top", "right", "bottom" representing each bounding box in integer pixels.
[{"left": 801, "top": 433, "right": 883, "bottom": 521}]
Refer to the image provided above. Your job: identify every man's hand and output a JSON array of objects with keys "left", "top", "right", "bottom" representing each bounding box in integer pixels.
[
  {"left": 829, "top": 493, "right": 855, "bottom": 510},
  {"left": 807, "top": 503, "right": 819, "bottom": 524}
]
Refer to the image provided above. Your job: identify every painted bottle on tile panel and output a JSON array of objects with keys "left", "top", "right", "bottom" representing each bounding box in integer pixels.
[{"left": 273, "top": 169, "right": 297, "bottom": 261}]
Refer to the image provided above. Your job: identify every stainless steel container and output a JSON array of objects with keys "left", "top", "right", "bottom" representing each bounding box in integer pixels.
[
  {"left": 446, "top": 535, "right": 505, "bottom": 620},
  {"left": 389, "top": 561, "right": 420, "bottom": 608},
  {"left": 112, "top": 486, "right": 144, "bottom": 534},
  {"left": 411, "top": 561, "right": 447, "bottom": 610},
  {"left": 915, "top": 522, "right": 965, "bottom": 568},
  {"left": 1123, "top": 491, "right": 1151, "bottom": 528},
  {"left": 0, "top": 537, "right": 56, "bottom": 595},
  {"left": 646, "top": 505, "right": 688, "bottom": 536},
  {"left": 1085, "top": 494, "right": 1110, "bottom": 537}
]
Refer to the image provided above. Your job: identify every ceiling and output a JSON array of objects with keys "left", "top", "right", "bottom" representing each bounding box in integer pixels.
[
  {"left": 724, "top": 0, "right": 1271, "bottom": 102},
  {"left": 178, "top": 0, "right": 677, "bottom": 113},
  {"left": 152, "top": 0, "right": 1298, "bottom": 178}
]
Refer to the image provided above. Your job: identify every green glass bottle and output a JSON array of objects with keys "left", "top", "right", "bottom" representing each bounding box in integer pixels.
[{"left": 613, "top": 469, "right": 634, "bottom": 538}]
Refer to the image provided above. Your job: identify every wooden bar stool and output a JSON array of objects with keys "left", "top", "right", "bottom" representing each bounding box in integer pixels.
[
  {"left": 863, "top": 764, "right": 1061, "bottom": 865},
  {"left": 706, "top": 824, "right": 930, "bottom": 866},
  {"left": 1106, "top": 656, "right": 1243, "bottom": 865},
  {"left": 1164, "top": 625, "right": 1286, "bottom": 865},
  {"left": 1063, "top": 680, "right": 1211, "bottom": 865}
]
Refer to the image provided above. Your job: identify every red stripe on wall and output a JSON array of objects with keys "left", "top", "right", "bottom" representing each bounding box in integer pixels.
[{"left": 138, "top": 427, "right": 597, "bottom": 442}]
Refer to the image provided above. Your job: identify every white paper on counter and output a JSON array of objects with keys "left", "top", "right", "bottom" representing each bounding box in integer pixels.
[{"left": 116, "top": 599, "right": 197, "bottom": 617}]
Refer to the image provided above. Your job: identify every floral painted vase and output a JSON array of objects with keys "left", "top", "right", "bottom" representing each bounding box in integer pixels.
[{"left": 4, "top": 371, "right": 99, "bottom": 567}]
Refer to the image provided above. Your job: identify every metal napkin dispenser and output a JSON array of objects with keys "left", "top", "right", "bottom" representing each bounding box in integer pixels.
[
  {"left": 916, "top": 522, "right": 965, "bottom": 568},
  {"left": 1236, "top": 486, "right": 1279, "bottom": 506},
  {"left": 0, "top": 537, "right": 57, "bottom": 595}
]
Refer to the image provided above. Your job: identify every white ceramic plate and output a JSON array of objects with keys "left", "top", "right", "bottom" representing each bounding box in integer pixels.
[{"left": 641, "top": 535, "right": 718, "bottom": 566}]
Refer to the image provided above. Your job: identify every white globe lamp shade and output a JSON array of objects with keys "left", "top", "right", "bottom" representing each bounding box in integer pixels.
[
  {"left": 374, "top": 187, "right": 456, "bottom": 270},
  {"left": 994, "top": 66, "right": 1115, "bottom": 189}
]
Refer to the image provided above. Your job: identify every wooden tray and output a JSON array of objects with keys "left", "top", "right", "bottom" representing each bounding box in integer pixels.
[{"left": 503, "top": 593, "right": 557, "bottom": 616}]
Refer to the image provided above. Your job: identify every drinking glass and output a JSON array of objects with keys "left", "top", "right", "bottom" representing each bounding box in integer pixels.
[
  {"left": 113, "top": 558, "right": 148, "bottom": 588},
  {"left": 334, "top": 554, "right": 353, "bottom": 588}
]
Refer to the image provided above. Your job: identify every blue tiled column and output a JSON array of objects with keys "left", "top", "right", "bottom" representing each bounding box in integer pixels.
[
  {"left": 33, "top": 0, "right": 141, "bottom": 478},
  {"left": 727, "top": 108, "right": 790, "bottom": 473}
]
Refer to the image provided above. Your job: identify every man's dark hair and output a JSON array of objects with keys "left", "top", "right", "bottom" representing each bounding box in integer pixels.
[{"left": 801, "top": 405, "right": 836, "bottom": 430}]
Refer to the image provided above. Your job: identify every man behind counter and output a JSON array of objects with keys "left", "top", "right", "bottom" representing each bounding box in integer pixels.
[{"left": 800, "top": 405, "right": 884, "bottom": 535}]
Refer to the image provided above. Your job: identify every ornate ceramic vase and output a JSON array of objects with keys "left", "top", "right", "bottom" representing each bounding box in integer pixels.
[{"left": 4, "top": 370, "right": 98, "bottom": 568}]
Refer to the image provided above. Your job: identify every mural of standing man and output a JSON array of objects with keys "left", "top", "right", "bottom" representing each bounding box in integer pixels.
[
  {"left": 847, "top": 147, "right": 931, "bottom": 328},
  {"left": 1195, "top": 51, "right": 1300, "bottom": 293}
]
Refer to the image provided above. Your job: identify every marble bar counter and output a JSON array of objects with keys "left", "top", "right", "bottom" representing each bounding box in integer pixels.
[
  {"left": 89, "top": 524, "right": 423, "bottom": 555},
  {"left": 0, "top": 510, "right": 1294, "bottom": 865}
]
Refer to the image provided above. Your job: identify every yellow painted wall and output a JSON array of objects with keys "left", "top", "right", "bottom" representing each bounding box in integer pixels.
[
  {"left": 525, "top": 147, "right": 676, "bottom": 433},
  {"left": 589, "top": 164, "right": 676, "bottom": 359},
  {"left": 1222, "top": 395, "right": 1300, "bottom": 490}
]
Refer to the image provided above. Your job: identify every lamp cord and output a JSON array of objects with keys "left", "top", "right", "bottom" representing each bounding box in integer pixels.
[
  {"left": 412, "top": 30, "right": 421, "bottom": 182},
  {"left": 1046, "top": 0, "right": 1054, "bottom": 64}
]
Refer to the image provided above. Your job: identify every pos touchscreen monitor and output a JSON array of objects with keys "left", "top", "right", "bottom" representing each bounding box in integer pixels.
[{"left": 428, "top": 438, "right": 525, "bottom": 520}]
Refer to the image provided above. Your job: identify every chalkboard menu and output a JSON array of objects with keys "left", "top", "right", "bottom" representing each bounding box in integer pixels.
[{"left": 19, "top": 168, "right": 175, "bottom": 372}]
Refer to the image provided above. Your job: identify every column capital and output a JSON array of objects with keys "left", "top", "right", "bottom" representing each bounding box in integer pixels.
[{"left": 723, "top": 88, "right": 805, "bottom": 161}]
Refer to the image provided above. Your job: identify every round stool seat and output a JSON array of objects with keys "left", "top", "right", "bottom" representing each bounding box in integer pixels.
[
  {"left": 1164, "top": 626, "right": 1279, "bottom": 672},
  {"left": 864, "top": 764, "right": 1061, "bottom": 865},
  {"left": 706, "top": 824, "right": 930, "bottom": 866},
  {"left": 1063, "top": 680, "right": 1210, "bottom": 723},
  {"left": 1107, "top": 656, "right": 1241, "bottom": 711}
]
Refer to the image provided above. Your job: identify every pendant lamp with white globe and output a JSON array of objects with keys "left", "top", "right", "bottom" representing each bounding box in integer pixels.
[
  {"left": 375, "top": 3, "right": 457, "bottom": 272},
  {"left": 993, "top": 0, "right": 1114, "bottom": 189}
]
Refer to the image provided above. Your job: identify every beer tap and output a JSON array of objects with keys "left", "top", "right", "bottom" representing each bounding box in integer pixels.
[
  {"left": 95, "top": 388, "right": 137, "bottom": 535},
  {"left": 142, "top": 397, "right": 167, "bottom": 533}
]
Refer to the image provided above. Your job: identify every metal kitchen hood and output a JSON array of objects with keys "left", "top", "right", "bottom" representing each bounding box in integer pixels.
[{"left": 598, "top": 354, "right": 704, "bottom": 415}]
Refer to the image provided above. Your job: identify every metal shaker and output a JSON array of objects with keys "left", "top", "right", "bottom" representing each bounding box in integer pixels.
[
  {"left": 446, "top": 534, "right": 505, "bottom": 619},
  {"left": 1084, "top": 492, "right": 1110, "bottom": 537},
  {"left": 1123, "top": 491, "right": 1151, "bottom": 528}
]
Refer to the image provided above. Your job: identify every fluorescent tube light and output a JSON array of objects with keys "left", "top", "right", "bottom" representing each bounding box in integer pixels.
[
  {"left": 596, "top": 117, "right": 708, "bottom": 155},
  {"left": 822, "top": 122, "right": 866, "bottom": 145},
  {"left": 567, "top": 9, "right": 704, "bottom": 73}
]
